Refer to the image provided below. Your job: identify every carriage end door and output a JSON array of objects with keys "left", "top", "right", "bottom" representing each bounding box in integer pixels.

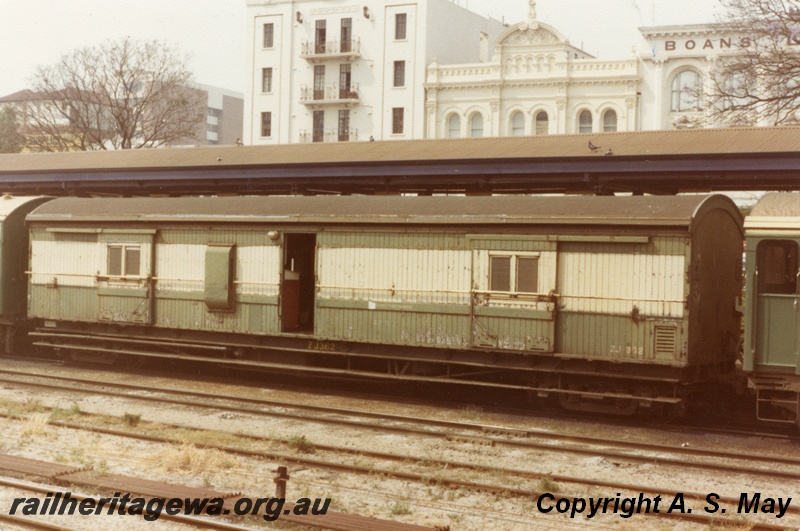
[{"left": 754, "top": 239, "right": 800, "bottom": 374}]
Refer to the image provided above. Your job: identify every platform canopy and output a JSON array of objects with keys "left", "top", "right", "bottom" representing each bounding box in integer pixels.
[{"left": 2, "top": 126, "right": 800, "bottom": 196}]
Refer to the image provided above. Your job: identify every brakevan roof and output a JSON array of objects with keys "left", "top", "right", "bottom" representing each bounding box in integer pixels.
[
  {"left": 745, "top": 192, "right": 800, "bottom": 231},
  {"left": 27, "top": 194, "right": 741, "bottom": 228}
]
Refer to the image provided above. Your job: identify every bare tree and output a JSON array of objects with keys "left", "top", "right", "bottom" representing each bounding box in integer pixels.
[
  {"left": 0, "top": 107, "right": 23, "bottom": 153},
  {"left": 26, "top": 38, "right": 206, "bottom": 151},
  {"left": 704, "top": 0, "right": 800, "bottom": 126}
]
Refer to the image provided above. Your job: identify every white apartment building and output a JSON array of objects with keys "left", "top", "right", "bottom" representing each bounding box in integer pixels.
[{"left": 244, "top": 0, "right": 505, "bottom": 144}]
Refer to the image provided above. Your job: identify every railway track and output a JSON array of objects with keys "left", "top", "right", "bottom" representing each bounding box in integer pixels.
[
  {"left": 0, "top": 366, "right": 796, "bottom": 527},
  {"left": 0, "top": 367, "right": 795, "bottom": 484},
  {"left": 0, "top": 400, "right": 791, "bottom": 529}
]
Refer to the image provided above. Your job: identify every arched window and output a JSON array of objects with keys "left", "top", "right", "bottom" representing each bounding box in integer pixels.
[
  {"left": 578, "top": 110, "right": 592, "bottom": 133},
  {"left": 671, "top": 69, "right": 702, "bottom": 112},
  {"left": 534, "top": 111, "right": 549, "bottom": 135},
  {"left": 511, "top": 112, "right": 525, "bottom": 136},
  {"left": 447, "top": 114, "right": 461, "bottom": 138},
  {"left": 602, "top": 109, "right": 617, "bottom": 132},
  {"left": 470, "top": 113, "right": 484, "bottom": 138}
]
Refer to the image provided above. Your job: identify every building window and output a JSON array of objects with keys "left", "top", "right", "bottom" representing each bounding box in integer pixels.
[
  {"left": 315, "top": 20, "right": 327, "bottom": 54},
  {"left": 313, "top": 110, "right": 324, "bottom": 142},
  {"left": 578, "top": 110, "right": 592, "bottom": 133},
  {"left": 671, "top": 69, "right": 702, "bottom": 112},
  {"left": 535, "top": 111, "right": 549, "bottom": 135},
  {"left": 470, "top": 113, "right": 484, "bottom": 137},
  {"left": 511, "top": 111, "right": 524, "bottom": 136},
  {"left": 339, "top": 64, "right": 352, "bottom": 98},
  {"left": 395, "top": 13, "right": 407, "bottom": 40},
  {"left": 338, "top": 109, "right": 350, "bottom": 141},
  {"left": 393, "top": 60, "right": 405, "bottom": 87},
  {"left": 489, "top": 254, "right": 539, "bottom": 294},
  {"left": 340, "top": 18, "right": 352, "bottom": 52},
  {"left": 263, "top": 23, "right": 274, "bottom": 48},
  {"left": 392, "top": 107, "right": 404, "bottom": 134},
  {"left": 447, "top": 114, "right": 460, "bottom": 138},
  {"left": 108, "top": 244, "right": 141, "bottom": 278},
  {"left": 603, "top": 109, "right": 618, "bottom": 132},
  {"left": 314, "top": 65, "right": 325, "bottom": 100},
  {"left": 261, "top": 67, "right": 273, "bottom": 93},
  {"left": 260, "top": 112, "right": 272, "bottom": 137}
]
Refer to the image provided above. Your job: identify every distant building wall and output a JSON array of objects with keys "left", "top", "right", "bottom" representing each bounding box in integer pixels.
[{"left": 244, "top": 0, "right": 504, "bottom": 145}]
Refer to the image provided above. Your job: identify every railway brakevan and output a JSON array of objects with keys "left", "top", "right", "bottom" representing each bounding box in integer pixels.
[
  {"left": 21, "top": 194, "right": 744, "bottom": 417},
  {"left": 0, "top": 191, "right": 787, "bottom": 423}
]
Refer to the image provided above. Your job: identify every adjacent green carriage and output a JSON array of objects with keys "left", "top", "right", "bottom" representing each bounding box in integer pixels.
[{"left": 744, "top": 193, "right": 800, "bottom": 424}]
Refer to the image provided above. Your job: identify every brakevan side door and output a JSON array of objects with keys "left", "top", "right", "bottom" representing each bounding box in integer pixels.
[
  {"left": 752, "top": 239, "right": 800, "bottom": 373},
  {"left": 97, "top": 231, "right": 154, "bottom": 324},
  {"left": 470, "top": 237, "right": 556, "bottom": 352}
]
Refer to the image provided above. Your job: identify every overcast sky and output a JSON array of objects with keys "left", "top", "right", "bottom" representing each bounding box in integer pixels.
[{"left": 0, "top": 0, "right": 723, "bottom": 98}]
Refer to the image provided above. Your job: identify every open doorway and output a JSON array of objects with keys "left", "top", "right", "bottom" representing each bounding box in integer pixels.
[{"left": 282, "top": 233, "right": 316, "bottom": 333}]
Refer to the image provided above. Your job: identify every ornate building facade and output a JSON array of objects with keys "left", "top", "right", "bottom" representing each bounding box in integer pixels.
[
  {"left": 245, "top": 0, "right": 760, "bottom": 143},
  {"left": 425, "top": 2, "right": 640, "bottom": 138}
]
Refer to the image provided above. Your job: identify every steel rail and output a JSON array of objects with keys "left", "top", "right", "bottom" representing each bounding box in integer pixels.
[
  {"left": 0, "top": 369, "right": 797, "bottom": 482},
  {"left": 0, "top": 408, "right": 789, "bottom": 530}
]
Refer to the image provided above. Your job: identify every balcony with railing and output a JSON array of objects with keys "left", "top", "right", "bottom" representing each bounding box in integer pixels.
[
  {"left": 301, "top": 38, "right": 361, "bottom": 62},
  {"left": 300, "top": 83, "right": 360, "bottom": 108},
  {"left": 299, "top": 128, "right": 359, "bottom": 143}
]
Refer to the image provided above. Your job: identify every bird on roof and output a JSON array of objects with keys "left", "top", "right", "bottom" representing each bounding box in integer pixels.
[{"left": 588, "top": 141, "right": 601, "bottom": 152}]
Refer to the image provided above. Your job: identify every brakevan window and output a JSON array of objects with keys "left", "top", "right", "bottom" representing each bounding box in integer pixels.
[
  {"left": 107, "top": 244, "right": 141, "bottom": 277},
  {"left": 489, "top": 253, "right": 539, "bottom": 293}
]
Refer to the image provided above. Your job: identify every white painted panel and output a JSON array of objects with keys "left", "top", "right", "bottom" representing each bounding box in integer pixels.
[
  {"left": 154, "top": 243, "right": 204, "bottom": 292},
  {"left": 317, "top": 247, "right": 471, "bottom": 304},
  {"left": 154, "top": 243, "right": 281, "bottom": 297},
  {"left": 558, "top": 252, "right": 685, "bottom": 317},
  {"left": 237, "top": 245, "right": 281, "bottom": 297},
  {"left": 30, "top": 239, "right": 103, "bottom": 288}
]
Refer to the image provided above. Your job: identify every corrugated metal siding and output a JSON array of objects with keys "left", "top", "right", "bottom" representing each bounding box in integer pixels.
[
  {"left": 557, "top": 314, "right": 686, "bottom": 362},
  {"left": 29, "top": 229, "right": 102, "bottom": 321},
  {"left": 316, "top": 232, "right": 472, "bottom": 347},
  {"left": 153, "top": 229, "right": 281, "bottom": 334},
  {"left": 28, "top": 285, "right": 98, "bottom": 321},
  {"left": 316, "top": 308, "right": 470, "bottom": 348},
  {"left": 555, "top": 238, "right": 688, "bottom": 362}
]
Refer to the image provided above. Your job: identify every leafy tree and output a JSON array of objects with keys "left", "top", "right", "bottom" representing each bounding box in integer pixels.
[
  {"left": 705, "top": 0, "right": 800, "bottom": 125},
  {"left": 26, "top": 38, "right": 205, "bottom": 151},
  {"left": 0, "top": 107, "right": 23, "bottom": 153}
]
